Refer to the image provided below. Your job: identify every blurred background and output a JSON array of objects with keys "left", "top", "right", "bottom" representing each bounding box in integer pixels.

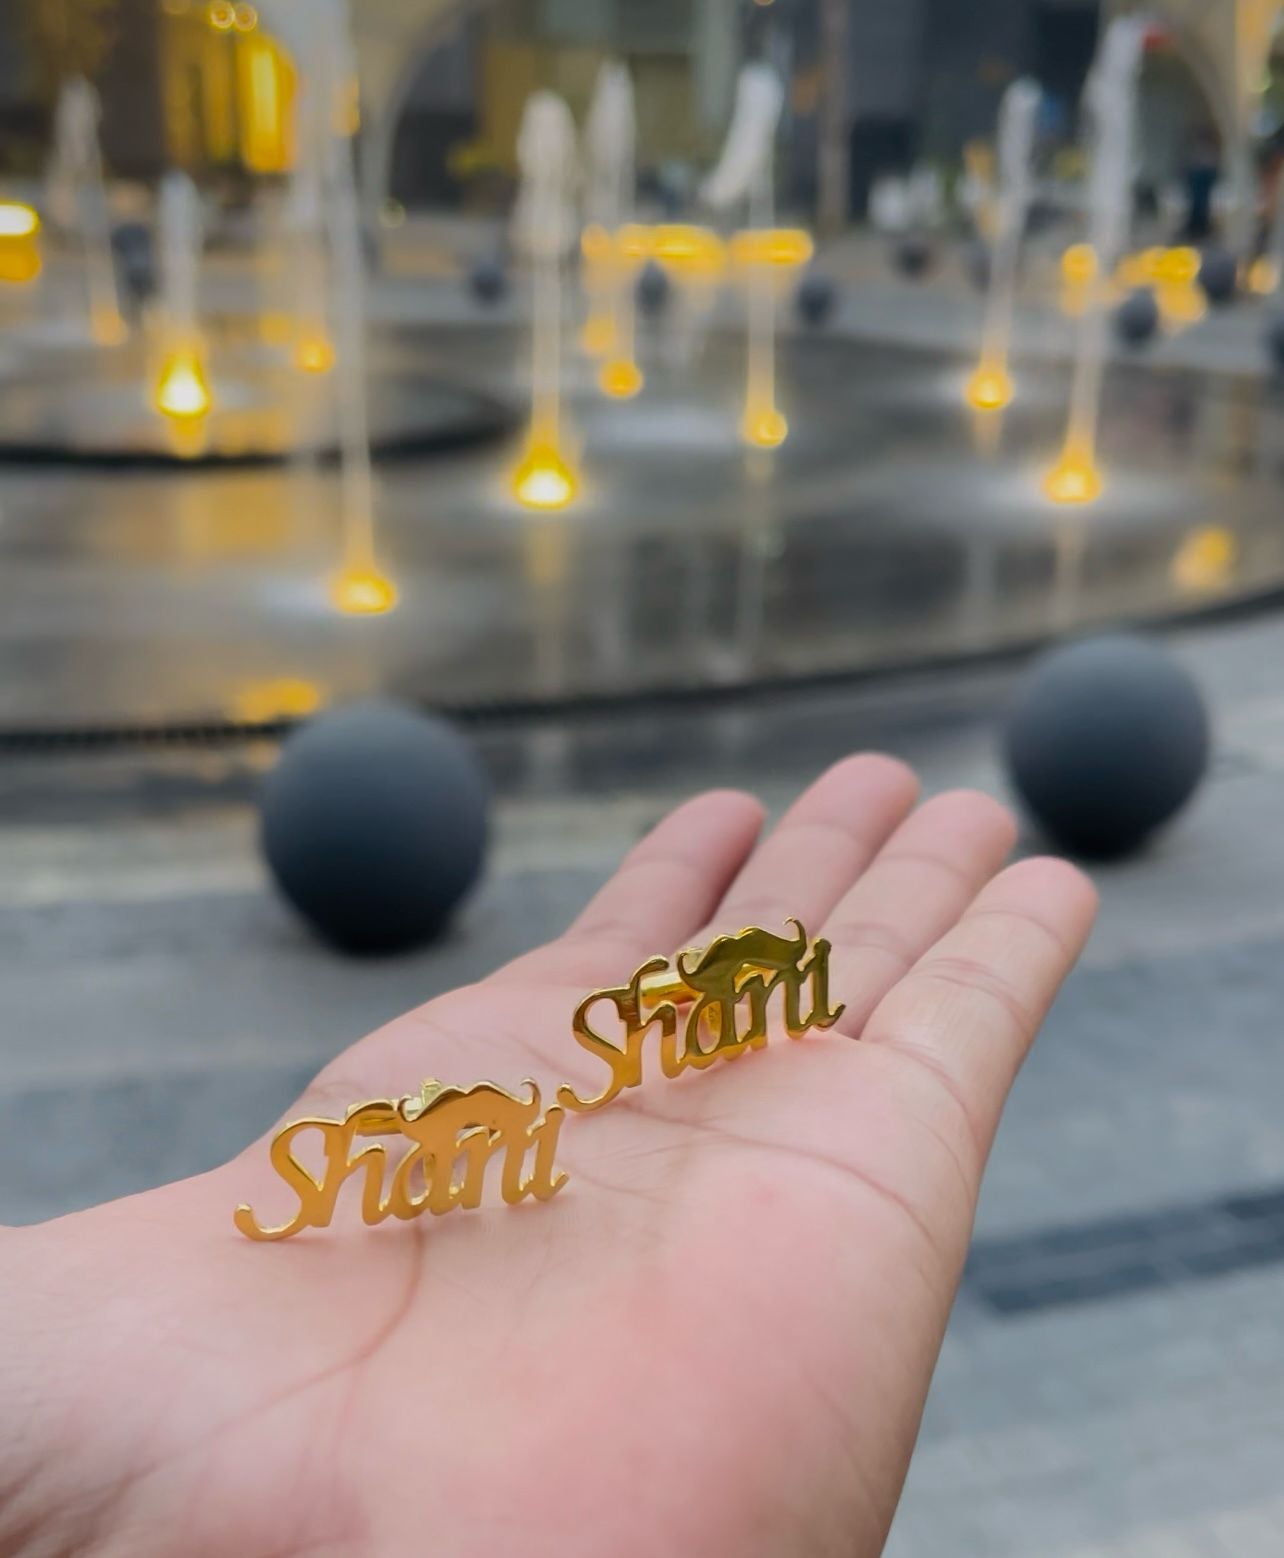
[{"left": 3, "top": 0, "right": 1284, "bottom": 1552}]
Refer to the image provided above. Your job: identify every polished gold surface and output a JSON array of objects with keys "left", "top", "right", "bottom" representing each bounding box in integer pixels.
[
  {"left": 238, "top": 920, "right": 843, "bottom": 1239},
  {"left": 235, "top": 1078, "right": 567, "bottom": 1241},
  {"left": 560, "top": 920, "right": 844, "bottom": 1113}
]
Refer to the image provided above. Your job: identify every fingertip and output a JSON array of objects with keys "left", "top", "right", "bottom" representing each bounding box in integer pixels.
[
  {"left": 988, "top": 855, "right": 1100, "bottom": 947},
  {"left": 678, "top": 787, "right": 768, "bottom": 835},
  {"left": 815, "top": 752, "right": 921, "bottom": 807},
  {"left": 919, "top": 788, "right": 1018, "bottom": 846}
]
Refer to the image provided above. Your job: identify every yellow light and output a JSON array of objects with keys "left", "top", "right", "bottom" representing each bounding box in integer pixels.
[
  {"left": 1248, "top": 255, "right": 1279, "bottom": 296},
  {"left": 330, "top": 566, "right": 399, "bottom": 616},
  {"left": 1061, "top": 243, "right": 1098, "bottom": 285},
  {"left": 1172, "top": 526, "right": 1236, "bottom": 592},
  {"left": 208, "top": 0, "right": 235, "bottom": 29},
  {"left": 1042, "top": 447, "right": 1103, "bottom": 505},
  {"left": 731, "top": 228, "right": 815, "bottom": 269},
  {"left": 1157, "top": 283, "right": 1207, "bottom": 327},
  {"left": 599, "top": 358, "right": 643, "bottom": 399},
  {"left": 232, "top": 677, "right": 324, "bottom": 722},
  {"left": 615, "top": 223, "right": 653, "bottom": 264},
  {"left": 0, "top": 202, "right": 39, "bottom": 239},
  {"left": 1155, "top": 246, "right": 1200, "bottom": 287},
  {"left": 154, "top": 350, "right": 212, "bottom": 420},
  {"left": 742, "top": 405, "right": 789, "bottom": 449},
  {"left": 512, "top": 443, "right": 579, "bottom": 510},
  {"left": 294, "top": 330, "right": 335, "bottom": 374},
  {"left": 652, "top": 224, "right": 726, "bottom": 278},
  {"left": 580, "top": 223, "right": 613, "bottom": 265},
  {"left": 233, "top": 2, "right": 257, "bottom": 29},
  {"left": 579, "top": 312, "right": 615, "bottom": 356},
  {"left": 966, "top": 363, "right": 1013, "bottom": 412},
  {"left": 0, "top": 246, "right": 40, "bottom": 284}
]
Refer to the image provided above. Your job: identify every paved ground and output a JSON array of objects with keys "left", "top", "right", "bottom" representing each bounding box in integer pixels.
[{"left": 3, "top": 604, "right": 1284, "bottom": 1553}]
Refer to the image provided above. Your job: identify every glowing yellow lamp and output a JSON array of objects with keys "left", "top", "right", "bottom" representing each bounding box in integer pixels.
[
  {"left": 615, "top": 224, "right": 653, "bottom": 265},
  {"left": 512, "top": 442, "right": 579, "bottom": 510},
  {"left": 1042, "top": 445, "right": 1103, "bottom": 505},
  {"left": 731, "top": 228, "right": 815, "bottom": 269},
  {"left": 599, "top": 358, "right": 643, "bottom": 399},
  {"left": 294, "top": 330, "right": 336, "bottom": 374},
  {"left": 1155, "top": 246, "right": 1200, "bottom": 287},
  {"left": 329, "top": 566, "right": 398, "bottom": 616},
  {"left": 1157, "top": 284, "right": 1206, "bottom": 328},
  {"left": 1172, "top": 526, "right": 1236, "bottom": 592},
  {"left": 208, "top": 0, "right": 235, "bottom": 28},
  {"left": 1248, "top": 256, "right": 1279, "bottom": 296},
  {"left": 0, "top": 201, "right": 41, "bottom": 284},
  {"left": 742, "top": 405, "right": 789, "bottom": 449},
  {"left": 652, "top": 224, "right": 727, "bottom": 279},
  {"left": 1060, "top": 243, "right": 1098, "bottom": 286},
  {"left": 966, "top": 362, "right": 1014, "bottom": 412},
  {"left": 154, "top": 349, "right": 212, "bottom": 420}
]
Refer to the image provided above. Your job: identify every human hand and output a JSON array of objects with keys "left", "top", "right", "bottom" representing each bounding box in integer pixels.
[{"left": 0, "top": 756, "right": 1095, "bottom": 1557}]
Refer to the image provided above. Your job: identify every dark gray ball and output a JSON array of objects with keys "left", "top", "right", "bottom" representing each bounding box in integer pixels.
[
  {"left": 892, "top": 233, "right": 934, "bottom": 280},
  {"left": 1004, "top": 635, "right": 1210, "bottom": 860},
  {"left": 1266, "top": 312, "right": 1284, "bottom": 372},
  {"left": 261, "top": 700, "right": 489, "bottom": 953},
  {"left": 468, "top": 255, "right": 507, "bottom": 304},
  {"left": 795, "top": 269, "right": 838, "bottom": 327},
  {"left": 636, "top": 259, "right": 670, "bottom": 315},
  {"left": 1199, "top": 247, "right": 1239, "bottom": 306},
  {"left": 1114, "top": 286, "right": 1160, "bottom": 347}
]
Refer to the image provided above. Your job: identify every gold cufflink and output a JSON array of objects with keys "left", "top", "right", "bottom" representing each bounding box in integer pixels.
[
  {"left": 237, "top": 920, "right": 842, "bottom": 1241},
  {"left": 559, "top": 918, "right": 844, "bottom": 1113},
  {"left": 234, "top": 1078, "right": 567, "bottom": 1242}
]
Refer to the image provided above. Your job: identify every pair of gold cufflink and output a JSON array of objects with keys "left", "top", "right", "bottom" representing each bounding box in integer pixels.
[{"left": 236, "top": 919, "right": 843, "bottom": 1241}]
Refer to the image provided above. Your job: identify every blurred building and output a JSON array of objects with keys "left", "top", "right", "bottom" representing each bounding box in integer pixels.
[{"left": 0, "top": 0, "right": 1279, "bottom": 225}]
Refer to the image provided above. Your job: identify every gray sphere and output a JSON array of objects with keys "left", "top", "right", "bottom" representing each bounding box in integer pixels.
[
  {"left": 1199, "top": 247, "right": 1238, "bottom": 306},
  {"left": 468, "top": 255, "right": 507, "bottom": 304},
  {"left": 1266, "top": 313, "right": 1284, "bottom": 372},
  {"left": 261, "top": 700, "right": 489, "bottom": 953},
  {"left": 795, "top": 269, "right": 838, "bottom": 327},
  {"left": 636, "top": 259, "right": 670, "bottom": 315},
  {"left": 1114, "top": 286, "right": 1160, "bottom": 347},
  {"left": 1004, "top": 635, "right": 1210, "bottom": 860},
  {"left": 892, "top": 233, "right": 934, "bottom": 280}
]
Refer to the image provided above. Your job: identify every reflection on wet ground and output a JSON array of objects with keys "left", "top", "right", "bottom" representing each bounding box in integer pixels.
[{"left": 0, "top": 324, "right": 1279, "bottom": 729}]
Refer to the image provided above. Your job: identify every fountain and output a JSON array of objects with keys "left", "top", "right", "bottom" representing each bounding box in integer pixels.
[
  {"left": 151, "top": 172, "right": 211, "bottom": 425},
  {"left": 701, "top": 63, "right": 789, "bottom": 448},
  {"left": 261, "top": 0, "right": 395, "bottom": 609},
  {"left": 1043, "top": 17, "right": 1147, "bottom": 505},
  {"left": 581, "top": 62, "right": 642, "bottom": 399},
  {"left": 48, "top": 78, "right": 125, "bottom": 346},
  {"left": 280, "top": 26, "right": 336, "bottom": 377},
  {"left": 511, "top": 90, "right": 580, "bottom": 510},
  {"left": 966, "top": 78, "right": 1041, "bottom": 413}
]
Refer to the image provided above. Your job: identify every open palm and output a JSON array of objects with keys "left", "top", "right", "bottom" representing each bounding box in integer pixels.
[{"left": 0, "top": 756, "right": 1095, "bottom": 1558}]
